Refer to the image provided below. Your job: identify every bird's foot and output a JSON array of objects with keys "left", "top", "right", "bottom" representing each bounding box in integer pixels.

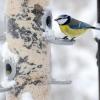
[
  {"left": 62, "top": 36, "right": 75, "bottom": 42},
  {"left": 70, "top": 37, "right": 76, "bottom": 42},
  {"left": 62, "top": 36, "right": 69, "bottom": 39}
]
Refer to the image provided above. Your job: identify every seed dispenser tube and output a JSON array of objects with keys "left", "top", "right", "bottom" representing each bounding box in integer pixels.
[{"left": 6, "top": 0, "right": 52, "bottom": 100}]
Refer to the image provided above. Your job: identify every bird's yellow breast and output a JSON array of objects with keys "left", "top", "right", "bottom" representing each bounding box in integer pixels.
[{"left": 59, "top": 25, "right": 87, "bottom": 38}]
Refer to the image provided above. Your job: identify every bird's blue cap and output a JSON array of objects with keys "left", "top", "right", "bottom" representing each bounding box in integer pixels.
[{"left": 55, "top": 15, "right": 69, "bottom": 21}]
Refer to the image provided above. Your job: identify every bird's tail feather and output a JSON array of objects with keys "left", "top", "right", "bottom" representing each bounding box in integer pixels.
[{"left": 91, "top": 27, "right": 100, "bottom": 30}]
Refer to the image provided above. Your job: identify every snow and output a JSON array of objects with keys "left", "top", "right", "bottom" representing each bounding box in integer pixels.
[
  {"left": 20, "top": 92, "right": 34, "bottom": 100},
  {"left": 0, "top": 0, "right": 98, "bottom": 100}
]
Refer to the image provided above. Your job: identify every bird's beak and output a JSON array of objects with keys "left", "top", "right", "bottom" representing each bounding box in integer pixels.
[{"left": 54, "top": 18, "right": 58, "bottom": 21}]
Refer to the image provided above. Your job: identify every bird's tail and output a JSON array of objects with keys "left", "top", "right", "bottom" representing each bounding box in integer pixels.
[{"left": 91, "top": 27, "right": 100, "bottom": 30}]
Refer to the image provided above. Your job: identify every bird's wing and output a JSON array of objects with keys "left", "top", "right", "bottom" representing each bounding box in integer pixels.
[{"left": 68, "top": 18, "right": 93, "bottom": 29}]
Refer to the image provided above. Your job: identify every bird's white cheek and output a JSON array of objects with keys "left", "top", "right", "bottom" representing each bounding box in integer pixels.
[{"left": 58, "top": 19, "right": 68, "bottom": 24}]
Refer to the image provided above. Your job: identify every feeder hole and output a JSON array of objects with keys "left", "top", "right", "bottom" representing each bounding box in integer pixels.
[
  {"left": 6, "top": 63, "right": 12, "bottom": 75},
  {"left": 46, "top": 16, "right": 52, "bottom": 28}
]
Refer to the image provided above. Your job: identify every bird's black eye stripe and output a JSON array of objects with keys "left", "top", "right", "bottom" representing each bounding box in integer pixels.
[
  {"left": 58, "top": 18, "right": 62, "bottom": 20},
  {"left": 58, "top": 17, "right": 68, "bottom": 20}
]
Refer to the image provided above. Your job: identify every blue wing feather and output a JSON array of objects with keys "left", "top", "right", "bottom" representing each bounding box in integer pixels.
[{"left": 68, "top": 19, "right": 93, "bottom": 29}]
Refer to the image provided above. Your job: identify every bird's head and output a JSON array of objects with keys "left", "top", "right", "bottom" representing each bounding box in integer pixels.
[{"left": 55, "top": 15, "right": 71, "bottom": 25}]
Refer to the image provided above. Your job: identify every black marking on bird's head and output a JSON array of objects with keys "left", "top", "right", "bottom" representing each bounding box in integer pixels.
[{"left": 55, "top": 15, "right": 71, "bottom": 25}]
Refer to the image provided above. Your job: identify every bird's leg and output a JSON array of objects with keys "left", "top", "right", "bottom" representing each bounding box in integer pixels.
[
  {"left": 62, "top": 36, "right": 76, "bottom": 42},
  {"left": 62, "top": 36, "right": 69, "bottom": 39},
  {"left": 70, "top": 37, "right": 76, "bottom": 42}
]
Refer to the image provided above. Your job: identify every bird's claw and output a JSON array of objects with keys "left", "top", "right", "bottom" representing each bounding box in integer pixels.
[
  {"left": 62, "top": 36, "right": 69, "bottom": 39},
  {"left": 62, "top": 36, "right": 76, "bottom": 42},
  {"left": 70, "top": 37, "right": 75, "bottom": 42}
]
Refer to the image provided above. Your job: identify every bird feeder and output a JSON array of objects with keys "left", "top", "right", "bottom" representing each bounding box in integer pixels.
[
  {"left": 95, "top": 0, "right": 100, "bottom": 99},
  {"left": 5, "top": 0, "right": 51, "bottom": 100},
  {"left": 4, "top": 0, "right": 71, "bottom": 100}
]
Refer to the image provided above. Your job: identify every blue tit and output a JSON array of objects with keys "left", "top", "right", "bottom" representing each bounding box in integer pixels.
[{"left": 55, "top": 15, "right": 100, "bottom": 41}]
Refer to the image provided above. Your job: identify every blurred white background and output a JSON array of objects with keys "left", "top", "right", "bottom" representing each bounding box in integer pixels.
[{"left": 49, "top": 0, "right": 98, "bottom": 100}]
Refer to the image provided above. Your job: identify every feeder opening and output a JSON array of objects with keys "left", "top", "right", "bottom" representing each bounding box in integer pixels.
[
  {"left": 46, "top": 16, "right": 52, "bottom": 28},
  {"left": 6, "top": 63, "right": 12, "bottom": 75}
]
